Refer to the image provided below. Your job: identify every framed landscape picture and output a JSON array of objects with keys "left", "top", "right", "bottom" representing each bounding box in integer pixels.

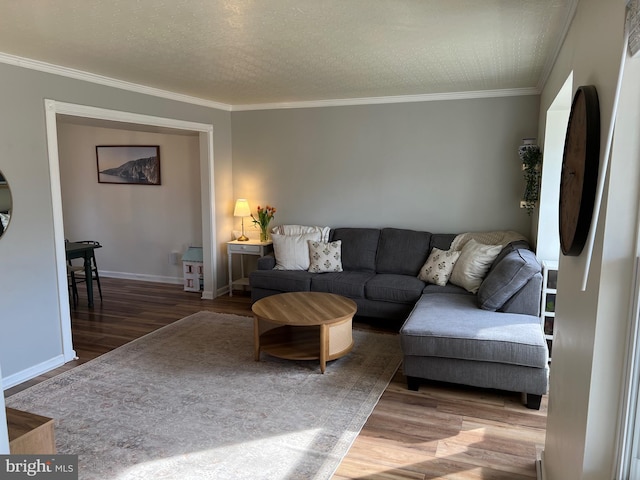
[{"left": 96, "top": 145, "right": 161, "bottom": 185}]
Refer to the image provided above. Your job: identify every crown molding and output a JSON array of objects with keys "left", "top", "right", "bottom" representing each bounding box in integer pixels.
[
  {"left": 0, "top": 52, "right": 233, "bottom": 112},
  {"left": 231, "top": 88, "right": 541, "bottom": 111},
  {"left": 537, "top": 0, "right": 580, "bottom": 92},
  {"left": 0, "top": 51, "right": 539, "bottom": 113}
]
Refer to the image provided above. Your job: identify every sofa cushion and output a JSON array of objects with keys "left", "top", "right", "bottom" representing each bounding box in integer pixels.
[
  {"left": 308, "top": 240, "right": 343, "bottom": 273},
  {"left": 430, "top": 233, "right": 457, "bottom": 252},
  {"left": 366, "top": 274, "right": 426, "bottom": 304},
  {"left": 487, "top": 240, "right": 531, "bottom": 274},
  {"left": 477, "top": 249, "right": 541, "bottom": 312},
  {"left": 418, "top": 247, "right": 460, "bottom": 286},
  {"left": 329, "top": 228, "right": 380, "bottom": 273},
  {"left": 400, "top": 294, "right": 548, "bottom": 368},
  {"left": 272, "top": 231, "right": 321, "bottom": 270},
  {"left": 422, "top": 283, "right": 471, "bottom": 295},
  {"left": 375, "top": 228, "right": 432, "bottom": 276},
  {"left": 449, "top": 239, "right": 502, "bottom": 293},
  {"left": 257, "top": 254, "right": 276, "bottom": 270},
  {"left": 311, "top": 271, "right": 375, "bottom": 298},
  {"left": 249, "top": 269, "right": 313, "bottom": 292}
]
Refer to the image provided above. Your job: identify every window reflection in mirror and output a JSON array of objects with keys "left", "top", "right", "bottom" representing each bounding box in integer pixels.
[{"left": 0, "top": 171, "right": 11, "bottom": 237}]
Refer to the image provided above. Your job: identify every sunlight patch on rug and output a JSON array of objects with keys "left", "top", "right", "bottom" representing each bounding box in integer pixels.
[
  {"left": 116, "top": 429, "right": 324, "bottom": 479},
  {"left": 6, "top": 311, "right": 402, "bottom": 480}
]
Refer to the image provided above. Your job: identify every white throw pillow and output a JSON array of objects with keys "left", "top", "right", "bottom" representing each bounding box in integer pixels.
[
  {"left": 271, "top": 225, "right": 330, "bottom": 242},
  {"left": 308, "top": 240, "right": 343, "bottom": 273},
  {"left": 450, "top": 239, "right": 503, "bottom": 293},
  {"left": 418, "top": 248, "right": 461, "bottom": 286},
  {"left": 272, "top": 232, "right": 322, "bottom": 270}
]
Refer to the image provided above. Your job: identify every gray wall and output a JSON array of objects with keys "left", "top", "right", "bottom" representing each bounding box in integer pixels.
[
  {"left": 231, "top": 96, "right": 539, "bottom": 235},
  {"left": 0, "top": 62, "right": 232, "bottom": 381},
  {"left": 58, "top": 123, "right": 202, "bottom": 283}
]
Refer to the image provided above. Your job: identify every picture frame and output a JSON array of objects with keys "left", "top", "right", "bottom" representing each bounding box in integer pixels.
[{"left": 96, "top": 145, "right": 161, "bottom": 185}]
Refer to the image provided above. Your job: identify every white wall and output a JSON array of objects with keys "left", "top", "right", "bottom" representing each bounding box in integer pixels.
[
  {"left": 0, "top": 61, "right": 232, "bottom": 384},
  {"left": 538, "top": 1, "right": 637, "bottom": 478},
  {"left": 535, "top": 74, "right": 572, "bottom": 261},
  {"left": 57, "top": 123, "right": 202, "bottom": 283},
  {"left": 231, "top": 96, "right": 540, "bottom": 236}
]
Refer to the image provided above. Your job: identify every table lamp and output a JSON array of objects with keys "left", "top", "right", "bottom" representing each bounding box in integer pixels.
[{"left": 234, "top": 198, "right": 251, "bottom": 241}]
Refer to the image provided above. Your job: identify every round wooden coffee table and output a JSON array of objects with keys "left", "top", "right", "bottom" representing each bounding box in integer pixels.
[{"left": 251, "top": 292, "right": 357, "bottom": 373}]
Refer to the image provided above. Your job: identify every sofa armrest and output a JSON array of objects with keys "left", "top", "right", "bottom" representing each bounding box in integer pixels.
[
  {"left": 257, "top": 254, "right": 276, "bottom": 270},
  {"left": 499, "top": 273, "right": 542, "bottom": 316}
]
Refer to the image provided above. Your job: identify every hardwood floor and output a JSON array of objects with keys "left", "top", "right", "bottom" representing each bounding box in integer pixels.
[{"left": 5, "top": 278, "right": 547, "bottom": 479}]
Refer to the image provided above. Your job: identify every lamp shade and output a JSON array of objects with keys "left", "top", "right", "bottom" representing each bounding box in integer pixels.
[{"left": 233, "top": 198, "right": 251, "bottom": 217}]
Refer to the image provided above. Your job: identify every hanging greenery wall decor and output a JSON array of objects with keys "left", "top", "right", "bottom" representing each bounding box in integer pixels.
[{"left": 519, "top": 143, "right": 542, "bottom": 216}]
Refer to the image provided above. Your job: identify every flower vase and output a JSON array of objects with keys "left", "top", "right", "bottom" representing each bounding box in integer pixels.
[{"left": 260, "top": 225, "right": 270, "bottom": 242}]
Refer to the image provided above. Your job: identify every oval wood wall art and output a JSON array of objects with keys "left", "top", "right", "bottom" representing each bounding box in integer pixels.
[{"left": 559, "top": 85, "right": 601, "bottom": 256}]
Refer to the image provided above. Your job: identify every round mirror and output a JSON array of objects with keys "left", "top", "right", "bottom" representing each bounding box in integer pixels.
[{"left": 0, "top": 171, "right": 12, "bottom": 237}]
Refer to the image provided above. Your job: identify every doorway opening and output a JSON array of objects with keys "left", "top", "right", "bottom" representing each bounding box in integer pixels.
[{"left": 44, "top": 100, "right": 216, "bottom": 363}]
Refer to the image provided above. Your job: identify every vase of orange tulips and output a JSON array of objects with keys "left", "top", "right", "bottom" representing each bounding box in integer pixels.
[{"left": 252, "top": 205, "right": 276, "bottom": 242}]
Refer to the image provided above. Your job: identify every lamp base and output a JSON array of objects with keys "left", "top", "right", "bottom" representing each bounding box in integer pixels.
[{"left": 237, "top": 235, "right": 249, "bottom": 241}]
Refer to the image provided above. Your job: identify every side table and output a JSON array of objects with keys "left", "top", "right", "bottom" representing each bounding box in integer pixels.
[
  {"left": 540, "top": 259, "right": 558, "bottom": 360},
  {"left": 227, "top": 239, "right": 273, "bottom": 297}
]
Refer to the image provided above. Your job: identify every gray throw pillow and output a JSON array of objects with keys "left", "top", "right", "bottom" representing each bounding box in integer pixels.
[{"left": 477, "top": 249, "right": 541, "bottom": 311}]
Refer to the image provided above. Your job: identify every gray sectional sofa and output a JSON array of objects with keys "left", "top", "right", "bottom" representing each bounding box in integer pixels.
[{"left": 249, "top": 227, "right": 549, "bottom": 409}]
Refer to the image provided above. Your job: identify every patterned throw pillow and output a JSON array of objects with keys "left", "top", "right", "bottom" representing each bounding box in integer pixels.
[
  {"left": 418, "top": 248, "right": 461, "bottom": 286},
  {"left": 307, "top": 240, "right": 343, "bottom": 273}
]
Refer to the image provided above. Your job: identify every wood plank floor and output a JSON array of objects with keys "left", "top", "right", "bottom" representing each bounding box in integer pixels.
[{"left": 5, "top": 278, "right": 547, "bottom": 479}]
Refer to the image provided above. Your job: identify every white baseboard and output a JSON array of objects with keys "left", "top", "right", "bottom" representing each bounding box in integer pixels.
[
  {"left": 3, "top": 354, "right": 66, "bottom": 390},
  {"left": 101, "top": 270, "right": 183, "bottom": 285}
]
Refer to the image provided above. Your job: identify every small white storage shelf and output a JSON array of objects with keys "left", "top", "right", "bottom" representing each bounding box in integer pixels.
[{"left": 540, "top": 260, "right": 558, "bottom": 360}]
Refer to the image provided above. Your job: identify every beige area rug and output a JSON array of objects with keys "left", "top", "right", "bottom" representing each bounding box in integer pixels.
[{"left": 6, "top": 311, "right": 402, "bottom": 480}]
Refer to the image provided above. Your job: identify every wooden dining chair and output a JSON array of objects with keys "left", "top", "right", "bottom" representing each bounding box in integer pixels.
[
  {"left": 64, "top": 239, "right": 81, "bottom": 308},
  {"left": 68, "top": 240, "right": 103, "bottom": 302},
  {"left": 67, "top": 264, "right": 82, "bottom": 308}
]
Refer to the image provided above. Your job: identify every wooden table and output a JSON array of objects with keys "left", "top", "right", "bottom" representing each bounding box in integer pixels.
[
  {"left": 251, "top": 292, "right": 357, "bottom": 373},
  {"left": 65, "top": 241, "right": 102, "bottom": 307}
]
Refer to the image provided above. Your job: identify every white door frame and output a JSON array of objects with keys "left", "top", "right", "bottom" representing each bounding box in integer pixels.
[
  {"left": 0, "top": 361, "right": 8, "bottom": 454},
  {"left": 44, "top": 99, "right": 216, "bottom": 362}
]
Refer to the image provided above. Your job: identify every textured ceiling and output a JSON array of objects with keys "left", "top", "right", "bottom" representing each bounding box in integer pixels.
[{"left": 0, "top": 0, "right": 573, "bottom": 107}]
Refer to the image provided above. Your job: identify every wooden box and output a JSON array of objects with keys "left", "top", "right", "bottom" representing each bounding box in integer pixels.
[{"left": 7, "top": 407, "right": 56, "bottom": 454}]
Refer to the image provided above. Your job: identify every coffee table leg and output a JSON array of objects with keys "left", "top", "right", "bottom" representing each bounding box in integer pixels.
[
  {"left": 253, "top": 317, "right": 261, "bottom": 361},
  {"left": 320, "top": 324, "right": 328, "bottom": 373}
]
